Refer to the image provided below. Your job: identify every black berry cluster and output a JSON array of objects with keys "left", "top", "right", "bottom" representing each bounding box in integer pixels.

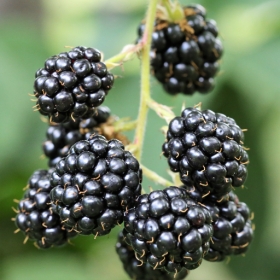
[
  {"left": 116, "top": 230, "right": 189, "bottom": 280},
  {"left": 49, "top": 135, "right": 142, "bottom": 237},
  {"left": 14, "top": 3, "right": 254, "bottom": 276},
  {"left": 34, "top": 46, "right": 114, "bottom": 123},
  {"left": 203, "top": 192, "right": 254, "bottom": 262},
  {"left": 43, "top": 106, "right": 110, "bottom": 167},
  {"left": 122, "top": 186, "right": 213, "bottom": 274},
  {"left": 182, "top": 185, "right": 237, "bottom": 207},
  {"left": 137, "top": 4, "right": 223, "bottom": 95},
  {"left": 162, "top": 107, "right": 249, "bottom": 200},
  {"left": 14, "top": 170, "right": 77, "bottom": 249}
]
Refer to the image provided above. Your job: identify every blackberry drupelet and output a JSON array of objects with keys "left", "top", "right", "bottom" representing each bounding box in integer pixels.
[
  {"left": 137, "top": 4, "right": 223, "bottom": 95},
  {"left": 203, "top": 192, "right": 254, "bottom": 261},
  {"left": 183, "top": 185, "right": 237, "bottom": 206},
  {"left": 49, "top": 135, "right": 142, "bottom": 237},
  {"left": 43, "top": 106, "right": 110, "bottom": 168},
  {"left": 14, "top": 169, "right": 77, "bottom": 249},
  {"left": 122, "top": 186, "right": 213, "bottom": 274},
  {"left": 163, "top": 107, "right": 249, "bottom": 199},
  {"left": 116, "top": 231, "right": 189, "bottom": 280},
  {"left": 33, "top": 46, "right": 114, "bottom": 123}
]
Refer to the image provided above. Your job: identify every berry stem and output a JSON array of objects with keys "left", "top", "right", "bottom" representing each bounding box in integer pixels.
[
  {"left": 161, "top": 0, "right": 175, "bottom": 20},
  {"left": 113, "top": 119, "right": 138, "bottom": 132},
  {"left": 104, "top": 44, "right": 142, "bottom": 70},
  {"left": 133, "top": 0, "right": 159, "bottom": 161},
  {"left": 125, "top": 144, "right": 139, "bottom": 154},
  {"left": 161, "top": 0, "right": 185, "bottom": 22},
  {"left": 146, "top": 97, "right": 175, "bottom": 123},
  {"left": 141, "top": 165, "right": 173, "bottom": 187}
]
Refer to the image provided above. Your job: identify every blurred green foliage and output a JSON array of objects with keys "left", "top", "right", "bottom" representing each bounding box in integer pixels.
[{"left": 0, "top": 0, "right": 279, "bottom": 279}]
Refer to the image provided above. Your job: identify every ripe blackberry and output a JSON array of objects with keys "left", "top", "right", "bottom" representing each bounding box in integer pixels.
[
  {"left": 49, "top": 136, "right": 142, "bottom": 237},
  {"left": 122, "top": 186, "right": 213, "bottom": 274},
  {"left": 116, "top": 231, "right": 189, "bottom": 280},
  {"left": 33, "top": 46, "right": 114, "bottom": 123},
  {"left": 163, "top": 107, "right": 249, "bottom": 199},
  {"left": 183, "top": 185, "right": 238, "bottom": 207},
  {"left": 14, "top": 170, "right": 77, "bottom": 249},
  {"left": 43, "top": 106, "right": 110, "bottom": 167},
  {"left": 137, "top": 4, "right": 223, "bottom": 95},
  {"left": 203, "top": 192, "right": 254, "bottom": 261}
]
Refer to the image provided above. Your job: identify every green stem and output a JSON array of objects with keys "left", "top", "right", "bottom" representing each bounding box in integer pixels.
[
  {"left": 161, "top": 0, "right": 175, "bottom": 20},
  {"left": 141, "top": 165, "right": 173, "bottom": 187},
  {"left": 133, "top": 0, "right": 159, "bottom": 161},
  {"left": 105, "top": 52, "right": 129, "bottom": 65},
  {"left": 104, "top": 44, "right": 142, "bottom": 69},
  {"left": 146, "top": 96, "right": 175, "bottom": 123},
  {"left": 113, "top": 120, "right": 138, "bottom": 132},
  {"left": 161, "top": 0, "right": 185, "bottom": 22},
  {"left": 125, "top": 144, "right": 138, "bottom": 154}
]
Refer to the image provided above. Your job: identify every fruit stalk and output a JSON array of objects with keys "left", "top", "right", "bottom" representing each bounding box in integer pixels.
[
  {"left": 113, "top": 119, "right": 138, "bottom": 132},
  {"left": 161, "top": 0, "right": 185, "bottom": 22},
  {"left": 104, "top": 44, "right": 142, "bottom": 69},
  {"left": 146, "top": 97, "right": 175, "bottom": 123},
  {"left": 133, "top": 0, "right": 159, "bottom": 161},
  {"left": 161, "top": 0, "right": 174, "bottom": 20},
  {"left": 141, "top": 164, "right": 173, "bottom": 187}
]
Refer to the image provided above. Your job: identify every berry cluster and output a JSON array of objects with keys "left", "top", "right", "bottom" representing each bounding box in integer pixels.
[
  {"left": 13, "top": 2, "right": 255, "bottom": 279},
  {"left": 162, "top": 107, "right": 249, "bottom": 200},
  {"left": 181, "top": 185, "right": 254, "bottom": 259},
  {"left": 43, "top": 106, "right": 110, "bottom": 167},
  {"left": 34, "top": 46, "right": 114, "bottom": 123},
  {"left": 137, "top": 4, "right": 223, "bottom": 95},
  {"left": 49, "top": 135, "right": 142, "bottom": 237},
  {"left": 203, "top": 192, "right": 254, "bottom": 261},
  {"left": 14, "top": 170, "right": 77, "bottom": 248},
  {"left": 122, "top": 187, "right": 213, "bottom": 274},
  {"left": 116, "top": 230, "right": 189, "bottom": 280}
]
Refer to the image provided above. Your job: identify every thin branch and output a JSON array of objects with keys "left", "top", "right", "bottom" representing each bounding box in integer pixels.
[
  {"left": 133, "top": 0, "right": 159, "bottom": 161},
  {"left": 141, "top": 165, "right": 173, "bottom": 187},
  {"left": 113, "top": 120, "right": 138, "bottom": 132},
  {"left": 104, "top": 44, "right": 142, "bottom": 70},
  {"left": 146, "top": 97, "right": 175, "bottom": 124}
]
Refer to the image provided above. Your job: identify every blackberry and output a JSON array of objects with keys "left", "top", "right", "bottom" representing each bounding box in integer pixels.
[
  {"left": 122, "top": 186, "right": 213, "bottom": 274},
  {"left": 33, "top": 46, "right": 114, "bottom": 123},
  {"left": 49, "top": 135, "right": 142, "bottom": 237},
  {"left": 14, "top": 170, "right": 77, "bottom": 249},
  {"left": 163, "top": 107, "right": 249, "bottom": 199},
  {"left": 43, "top": 106, "right": 110, "bottom": 167},
  {"left": 184, "top": 185, "right": 238, "bottom": 206},
  {"left": 203, "top": 192, "right": 254, "bottom": 261},
  {"left": 116, "top": 231, "right": 189, "bottom": 280},
  {"left": 137, "top": 4, "right": 223, "bottom": 95}
]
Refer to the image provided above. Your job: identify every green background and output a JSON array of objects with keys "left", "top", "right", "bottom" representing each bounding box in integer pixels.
[{"left": 0, "top": 0, "right": 279, "bottom": 279}]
